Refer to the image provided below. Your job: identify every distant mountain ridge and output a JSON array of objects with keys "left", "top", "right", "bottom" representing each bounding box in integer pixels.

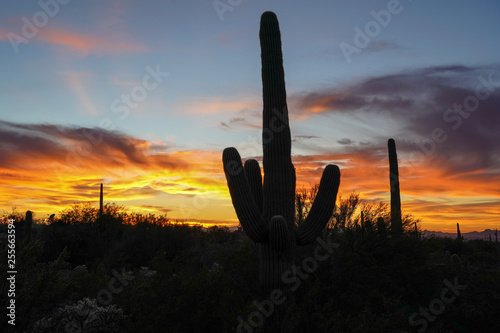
[{"left": 422, "top": 229, "right": 499, "bottom": 241}]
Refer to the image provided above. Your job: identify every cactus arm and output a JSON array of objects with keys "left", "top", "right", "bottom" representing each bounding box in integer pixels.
[
  {"left": 269, "top": 215, "right": 289, "bottom": 254},
  {"left": 223, "top": 147, "right": 268, "bottom": 243},
  {"left": 244, "top": 159, "right": 263, "bottom": 215},
  {"left": 296, "top": 165, "right": 340, "bottom": 245},
  {"left": 260, "top": 11, "right": 294, "bottom": 226}
]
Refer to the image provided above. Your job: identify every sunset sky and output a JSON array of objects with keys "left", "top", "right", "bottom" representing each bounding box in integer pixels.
[{"left": 1, "top": 0, "right": 499, "bottom": 232}]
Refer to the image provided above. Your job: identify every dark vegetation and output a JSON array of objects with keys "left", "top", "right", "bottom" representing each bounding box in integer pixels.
[{"left": 1, "top": 198, "right": 500, "bottom": 333}]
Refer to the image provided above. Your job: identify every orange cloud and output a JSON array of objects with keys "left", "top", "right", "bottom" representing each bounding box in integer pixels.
[
  {"left": 0, "top": 121, "right": 228, "bottom": 220},
  {"left": 183, "top": 97, "right": 260, "bottom": 115},
  {"left": 37, "top": 26, "right": 148, "bottom": 56},
  {"left": 300, "top": 94, "right": 345, "bottom": 114}
]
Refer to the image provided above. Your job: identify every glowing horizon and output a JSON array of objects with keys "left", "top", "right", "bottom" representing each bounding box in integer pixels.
[{"left": 1, "top": 1, "right": 499, "bottom": 234}]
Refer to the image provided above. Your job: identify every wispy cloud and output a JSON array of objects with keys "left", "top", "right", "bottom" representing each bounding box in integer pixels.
[
  {"left": 0, "top": 26, "right": 11, "bottom": 40},
  {"left": 37, "top": 26, "right": 148, "bottom": 56},
  {"left": 364, "top": 40, "right": 401, "bottom": 53},
  {"left": 184, "top": 97, "right": 260, "bottom": 115},
  {"left": 62, "top": 71, "right": 98, "bottom": 115}
]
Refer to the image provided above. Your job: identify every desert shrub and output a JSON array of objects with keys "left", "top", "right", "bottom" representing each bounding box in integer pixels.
[{"left": 31, "top": 298, "right": 126, "bottom": 333}]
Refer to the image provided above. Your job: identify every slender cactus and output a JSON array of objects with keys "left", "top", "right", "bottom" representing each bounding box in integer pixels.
[
  {"left": 223, "top": 11, "right": 340, "bottom": 330},
  {"left": 24, "top": 210, "right": 33, "bottom": 243},
  {"left": 456, "top": 222, "right": 462, "bottom": 240},
  {"left": 99, "top": 183, "right": 103, "bottom": 217},
  {"left": 360, "top": 211, "right": 365, "bottom": 232},
  {"left": 388, "top": 138, "right": 402, "bottom": 234}
]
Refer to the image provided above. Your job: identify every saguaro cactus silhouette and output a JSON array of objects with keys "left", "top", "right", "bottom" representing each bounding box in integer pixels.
[
  {"left": 99, "top": 183, "right": 104, "bottom": 217},
  {"left": 456, "top": 222, "right": 462, "bottom": 240},
  {"left": 388, "top": 138, "right": 402, "bottom": 234},
  {"left": 223, "top": 11, "right": 340, "bottom": 329},
  {"left": 24, "top": 210, "right": 33, "bottom": 243}
]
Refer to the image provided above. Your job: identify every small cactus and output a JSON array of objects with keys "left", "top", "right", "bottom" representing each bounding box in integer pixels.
[
  {"left": 388, "top": 138, "right": 402, "bottom": 234},
  {"left": 377, "top": 217, "right": 386, "bottom": 235},
  {"left": 456, "top": 222, "right": 462, "bottom": 241},
  {"left": 24, "top": 210, "right": 33, "bottom": 243}
]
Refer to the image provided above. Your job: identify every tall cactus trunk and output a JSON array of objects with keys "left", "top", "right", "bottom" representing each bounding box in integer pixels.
[
  {"left": 388, "top": 138, "right": 402, "bottom": 235},
  {"left": 223, "top": 12, "right": 340, "bottom": 331},
  {"left": 456, "top": 222, "right": 462, "bottom": 240},
  {"left": 99, "top": 183, "right": 104, "bottom": 218}
]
